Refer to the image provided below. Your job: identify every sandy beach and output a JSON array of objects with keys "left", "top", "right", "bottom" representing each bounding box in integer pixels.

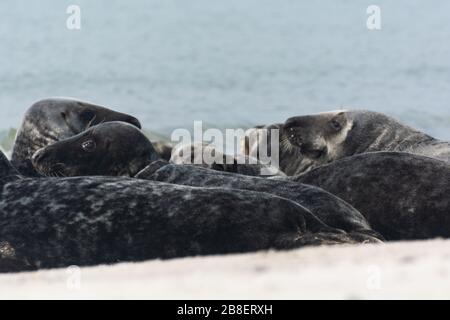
[{"left": 1, "top": 239, "right": 449, "bottom": 300}]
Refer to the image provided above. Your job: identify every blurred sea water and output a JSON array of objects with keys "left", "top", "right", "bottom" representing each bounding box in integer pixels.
[{"left": 1, "top": 0, "right": 450, "bottom": 150}]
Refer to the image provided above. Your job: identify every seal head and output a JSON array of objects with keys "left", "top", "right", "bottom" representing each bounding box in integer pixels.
[
  {"left": 32, "top": 121, "right": 160, "bottom": 177},
  {"left": 281, "top": 110, "right": 445, "bottom": 175},
  {"left": 11, "top": 98, "right": 142, "bottom": 176}
]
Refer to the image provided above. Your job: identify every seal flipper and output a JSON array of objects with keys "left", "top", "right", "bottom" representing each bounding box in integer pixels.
[{"left": 274, "top": 230, "right": 382, "bottom": 249}]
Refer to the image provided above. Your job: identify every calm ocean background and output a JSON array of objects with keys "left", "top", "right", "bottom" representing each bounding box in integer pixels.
[{"left": 1, "top": 0, "right": 450, "bottom": 148}]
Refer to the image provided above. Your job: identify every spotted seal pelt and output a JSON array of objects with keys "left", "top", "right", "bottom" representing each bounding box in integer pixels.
[
  {"left": 286, "top": 152, "right": 450, "bottom": 240},
  {"left": 135, "top": 162, "right": 382, "bottom": 242},
  {"left": 30, "top": 122, "right": 382, "bottom": 242},
  {"left": 11, "top": 98, "right": 142, "bottom": 177},
  {"left": 281, "top": 110, "right": 450, "bottom": 175},
  {"left": 0, "top": 150, "right": 367, "bottom": 273}
]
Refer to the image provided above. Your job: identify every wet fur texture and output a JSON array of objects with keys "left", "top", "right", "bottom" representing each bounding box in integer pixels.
[
  {"left": 136, "top": 161, "right": 382, "bottom": 242},
  {"left": 0, "top": 151, "right": 366, "bottom": 273},
  {"left": 289, "top": 152, "right": 450, "bottom": 240}
]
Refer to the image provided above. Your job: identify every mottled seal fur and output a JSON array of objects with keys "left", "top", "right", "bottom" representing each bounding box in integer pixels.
[
  {"left": 0, "top": 150, "right": 364, "bottom": 273},
  {"left": 30, "top": 123, "right": 381, "bottom": 241},
  {"left": 136, "top": 161, "right": 382, "bottom": 242},
  {"left": 11, "top": 98, "right": 142, "bottom": 176},
  {"left": 287, "top": 152, "right": 450, "bottom": 240},
  {"left": 281, "top": 110, "right": 450, "bottom": 175}
]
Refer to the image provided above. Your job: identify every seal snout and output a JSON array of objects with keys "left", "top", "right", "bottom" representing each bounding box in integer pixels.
[
  {"left": 283, "top": 116, "right": 328, "bottom": 159},
  {"left": 31, "top": 148, "right": 64, "bottom": 176},
  {"left": 126, "top": 116, "right": 142, "bottom": 130},
  {"left": 31, "top": 148, "right": 48, "bottom": 166},
  {"left": 283, "top": 117, "right": 304, "bottom": 147}
]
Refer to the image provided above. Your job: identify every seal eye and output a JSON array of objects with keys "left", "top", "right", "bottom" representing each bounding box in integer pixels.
[
  {"left": 81, "top": 140, "right": 96, "bottom": 152},
  {"left": 330, "top": 119, "right": 342, "bottom": 131}
]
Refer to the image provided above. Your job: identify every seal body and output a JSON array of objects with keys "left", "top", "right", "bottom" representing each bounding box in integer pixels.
[
  {"left": 136, "top": 161, "right": 382, "bottom": 241},
  {"left": 30, "top": 122, "right": 381, "bottom": 241},
  {"left": 288, "top": 152, "right": 450, "bottom": 240},
  {"left": 11, "top": 98, "right": 142, "bottom": 176},
  {"left": 0, "top": 150, "right": 366, "bottom": 272},
  {"left": 281, "top": 110, "right": 450, "bottom": 175}
]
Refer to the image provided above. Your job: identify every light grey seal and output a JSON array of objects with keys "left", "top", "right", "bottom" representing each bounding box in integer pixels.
[
  {"left": 281, "top": 110, "right": 450, "bottom": 175},
  {"left": 11, "top": 98, "right": 142, "bottom": 176},
  {"left": 287, "top": 152, "right": 450, "bottom": 240}
]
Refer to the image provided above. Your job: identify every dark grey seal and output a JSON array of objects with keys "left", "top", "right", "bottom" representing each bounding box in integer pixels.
[
  {"left": 32, "top": 122, "right": 160, "bottom": 177},
  {"left": 11, "top": 98, "right": 142, "bottom": 176},
  {"left": 136, "top": 162, "right": 382, "bottom": 242},
  {"left": 31, "top": 122, "right": 382, "bottom": 242},
  {"left": 281, "top": 110, "right": 450, "bottom": 175},
  {"left": 287, "top": 152, "right": 450, "bottom": 240},
  {"left": 0, "top": 150, "right": 364, "bottom": 273}
]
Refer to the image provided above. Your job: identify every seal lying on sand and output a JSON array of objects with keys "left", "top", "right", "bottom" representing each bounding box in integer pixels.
[
  {"left": 287, "top": 152, "right": 450, "bottom": 240},
  {"left": 135, "top": 162, "right": 382, "bottom": 241},
  {"left": 281, "top": 110, "right": 450, "bottom": 175},
  {"left": 0, "top": 150, "right": 367, "bottom": 273},
  {"left": 171, "top": 142, "right": 282, "bottom": 176},
  {"left": 11, "top": 98, "right": 142, "bottom": 176},
  {"left": 31, "top": 122, "right": 382, "bottom": 241}
]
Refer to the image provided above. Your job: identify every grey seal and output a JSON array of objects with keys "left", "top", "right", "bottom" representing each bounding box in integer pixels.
[
  {"left": 171, "top": 142, "right": 282, "bottom": 176},
  {"left": 135, "top": 161, "right": 382, "bottom": 242},
  {"left": 30, "top": 122, "right": 382, "bottom": 241},
  {"left": 32, "top": 122, "right": 280, "bottom": 178},
  {"left": 11, "top": 98, "right": 142, "bottom": 176},
  {"left": 32, "top": 121, "right": 160, "bottom": 177},
  {"left": 0, "top": 150, "right": 365, "bottom": 273},
  {"left": 287, "top": 152, "right": 450, "bottom": 240},
  {"left": 281, "top": 110, "right": 450, "bottom": 175}
]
